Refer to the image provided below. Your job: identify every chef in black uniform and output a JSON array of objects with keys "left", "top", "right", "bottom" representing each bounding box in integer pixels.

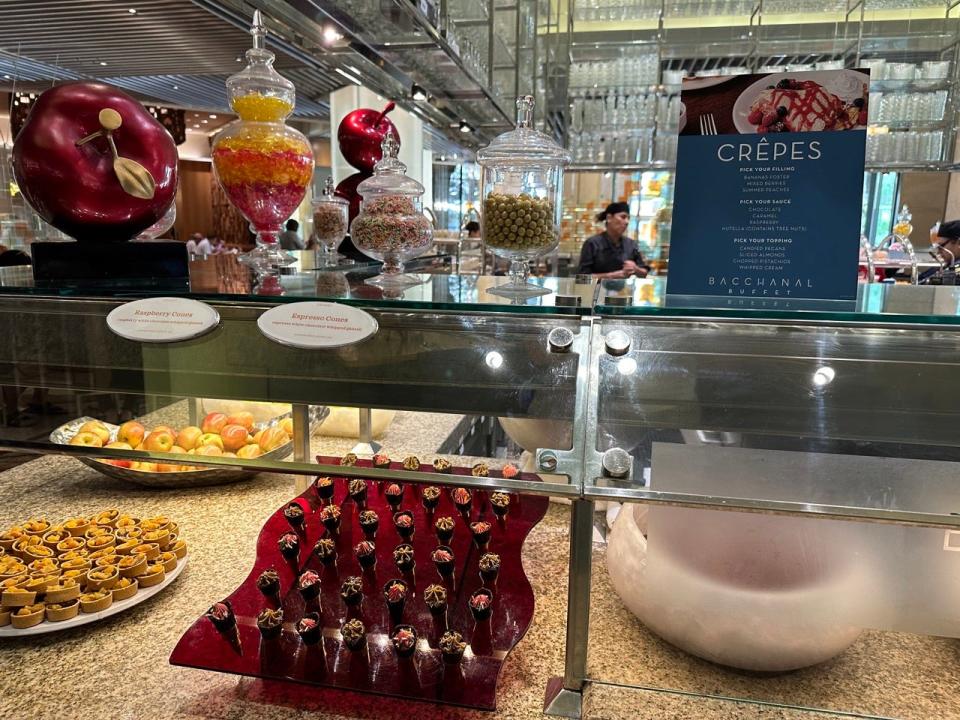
[
  {"left": 920, "top": 220, "right": 960, "bottom": 283},
  {"left": 577, "top": 202, "right": 650, "bottom": 279}
]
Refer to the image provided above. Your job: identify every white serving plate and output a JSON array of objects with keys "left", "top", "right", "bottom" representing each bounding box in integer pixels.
[
  {"left": 731, "top": 70, "right": 869, "bottom": 134},
  {"left": 0, "top": 556, "right": 188, "bottom": 638}
]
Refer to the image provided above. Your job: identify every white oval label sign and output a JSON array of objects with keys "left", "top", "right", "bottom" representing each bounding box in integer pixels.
[
  {"left": 257, "top": 301, "right": 378, "bottom": 349},
  {"left": 106, "top": 297, "right": 220, "bottom": 343}
]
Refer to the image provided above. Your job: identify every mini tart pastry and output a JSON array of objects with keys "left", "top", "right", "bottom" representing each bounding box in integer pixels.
[
  {"left": 372, "top": 453, "right": 391, "bottom": 469},
  {"left": 11, "top": 603, "right": 45, "bottom": 628},
  {"left": 115, "top": 539, "right": 141, "bottom": 556},
  {"left": 157, "top": 552, "right": 178, "bottom": 573},
  {"left": 94, "top": 509, "right": 120, "bottom": 527},
  {"left": 118, "top": 553, "right": 147, "bottom": 578},
  {"left": 79, "top": 589, "right": 113, "bottom": 613},
  {"left": 140, "top": 529, "right": 170, "bottom": 549},
  {"left": 0, "top": 606, "right": 10, "bottom": 627},
  {"left": 42, "top": 529, "right": 69, "bottom": 549},
  {"left": 0, "top": 557, "right": 26, "bottom": 580},
  {"left": 12, "top": 535, "right": 42, "bottom": 557},
  {"left": 111, "top": 577, "right": 138, "bottom": 601},
  {"left": 88, "top": 547, "right": 119, "bottom": 562},
  {"left": 23, "top": 573, "right": 58, "bottom": 594},
  {"left": 23, "top": 544, "right": 55, "bottom": 561},
  {"left": 44, "top": 580, "right": 80, "bottom": 604},
  {"left": 1, "top": 584, "right": 36, "bottom": 607},
  {"left": 0, "top": 527, "right": 24, "bottom": 551},
  {"left": 46, "top": 599, "right": 80, "bottom": 622},
  {"left": 61, "top": 569, "right": 88, "bottom": 583},
  {"left": 114, "top": 526, "right": 142, "bottom": 541},
  {"left": 86, "top": 535, "right": 116, "bottom": 554},
  {"left": 115, "top": 516, "right": 139, "bottom": 531},
  {"left": 170, "top": 540, "right": 188, "bottom": 560},
  {"left": 401, "top": 456, "right": 420, "bottom": 471},
  {"left": 27, "top": 558, "right": 59, "bottom": 575},
  {"left": 94, "top": 554, "right": 121, "bottom": 568},
  {"left": 63, "top": 517, "right": 91, "bottom": 537},
  {"left": 59, "top": 549, "right": 90, "bottom": 562},
  {"left": 60, "top": 558, "right": 91, "bottom": 572},
  {"left": 137, "top": 563, "right": 166, "bottom": 588},
  {"left": 56, "top": 537, "right": 86, "bottom": 554},
  {"left": 432, "top": 457, "right": 452, "bottom": 474},
  {"left": 131, "top": 543, "right": 160, "bottom": 561},
  {"left": 85, "top": 566, "right": 119, "bottom": 591},
  {"left": 141, "top": 516, "right": 171, "bottom": 532},
  {"left": 471, "top": 462, "right": 489, "bottom": 477},
  {"left": 22, "top": 518, "right": 50, "bottom": 536},
  {"left": 257, "top": 607, "right": 283, "bottom": 638},
  {"left": 84, "top": 525, "right": 113, "bottom": 540},
  {"left": 340, "top": 452, "right": 358, "bottom": 467}
]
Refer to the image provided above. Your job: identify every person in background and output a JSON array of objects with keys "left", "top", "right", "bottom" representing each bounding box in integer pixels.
[
  {"left": 185, "top": 233, "right": 199, "bottom": 255},
  {"left": 279, "top": 219, "right": 305, "bottom": 251},
  {"left": 921, "top": 219, "right": 960, "bottom": 283},
  {"left": 578, "top": 201, "right": 650, "bottom": 279},
  {"left": 465, "top": 220, "right": 480, "bottom": 239},
  {"left": 209, "top": 236, "right": 226, "bottom": 254}
]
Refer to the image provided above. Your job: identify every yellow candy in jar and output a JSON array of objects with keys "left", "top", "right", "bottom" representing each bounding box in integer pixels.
[{"left": 231, "top": 93, "right": 293, "bottom": 122}]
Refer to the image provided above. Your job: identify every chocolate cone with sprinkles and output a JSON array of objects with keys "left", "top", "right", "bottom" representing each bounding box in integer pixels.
[
  {"left": 431, "top": 545, "right": 455, "bottom": 579},
  {"left": 314, "top": 475, "right": 335, "bottom": 502},
  {"left": 391, "top": 624, "right": 418, "bottom": 658},
  {"left": 434, "top": 515, "right": 455, "bottom": 545},
  {"left": 347, "top": 478, "right": 368, "bottom": 506},
  {"left": 479, "top": 551, "right": 500, "bottom": 585},
  {"left": 469, "top": 587, "right": 494, "bottom": 622},
  {"left": 421, "top": 485, "right": 441, "bottom": 511},
  {"left": 297, "top": 612, "right": 322, "bottom": 645},
  {"left": 257, "top": 568, "right": 281, "bottom": 599},
  {"left": 320, "top": 504, "right": 342, "bottom": 534},
  {"left": 451, "top": 487, "right": 472, "bottom": 516},
  {"left": 383, "top": 578, "right": 408, "bottom": 624},
  {"left": 278, "top": 532, "right": 300, "bottom": 562},
  {"left": 340, "top": 575, "right": 363, "bottom": 608},
  {"left": 313, "top": 537, "right": 337, "bottom": 567},
  {"left": 439, "top": 629, "right": 466, "bottom": 664},
  {"left": 490, "top": 491, "right": 510, "bottom": 520},
  {"left": 354, "top": 540, "right": 376, "bottom": 570},
  {"left": 393, "top": 510, "right": 415, "bottom": 540},
  {"left": 385, "top": 483, "right": 404, "bottom": 510},
  {"left": 283, "top": 501, "right": 305, "bottom": 531},
  {"left": 470, "top": 520, "right": 491, "bottom": 549},
  {"left": 358, "top": 509, "right": 379, "bottom": 539}
]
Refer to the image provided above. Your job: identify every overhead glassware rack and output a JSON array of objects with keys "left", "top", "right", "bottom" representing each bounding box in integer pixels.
[{"left": 545, "top": 0, "right": 960, "bottom": 173}]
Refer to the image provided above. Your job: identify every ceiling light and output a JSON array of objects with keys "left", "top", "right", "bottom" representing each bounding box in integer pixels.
[
  {"left": 193, "top": 124, "right": 200, "bottom": 129},
  {"left": 334, "top": 67, "right": 361, "bottom": 86},
  {"left": 209, "top": 114, "right": 217, "bottom": 119},
  {"left": 172, "top": 85, "right": 179, "bottom": 90},
  {"left": 812, "top": 366, "right": 835, "bottom": 387},
  {"left": 459, "top": 120, "right": 473, "bottom": 134},
  {"left": 484, "top": 351, "right": 504, "bottom": 370},
  {"left": 99, "top": 61, "right": 108, "bottom": 66},
  {"left": 2, "top": 75, "right": 9, "bottom": 79},
  {"left": 235, "top": 56, "right": 242, "bottom": 62},
  {"left": 323, "top": 26, "right": 343, "bottom": 43},
  {"left": 411, "top": 83, "right": 427, "bottom": 101},
  {"left": 128, "top": 8, "right": 137, "bottom": 14},
  {"left": 201, "top": 119, "right": 208, "bottom": 124}
]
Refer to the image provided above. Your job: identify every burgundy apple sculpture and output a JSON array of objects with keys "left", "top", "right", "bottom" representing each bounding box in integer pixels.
[
  {"left": 12, "top": 81, "right": 179, "bottom": 243},
  {"left": 334, "top": 171, "right": 370, "bottom": 225},
  {"left": 337, "top": 101, "right": 400, "bottom": 173}
]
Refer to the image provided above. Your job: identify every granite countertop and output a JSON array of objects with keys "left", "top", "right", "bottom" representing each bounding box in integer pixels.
[{"left": 2, "top": 403, "right": 952, "bottom": 719}]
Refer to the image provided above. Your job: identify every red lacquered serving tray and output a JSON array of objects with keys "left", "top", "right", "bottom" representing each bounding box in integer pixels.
[{"left": 170, "top": 457, "right": 549, "bottom": 711}]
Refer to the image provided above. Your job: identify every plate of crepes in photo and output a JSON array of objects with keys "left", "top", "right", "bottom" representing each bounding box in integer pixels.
[
  {"left": 732, "top": 70, "right": 869, "bottom": 134},
  {"left": 0, "top": 511, "right": 187, "bottom": 637}
]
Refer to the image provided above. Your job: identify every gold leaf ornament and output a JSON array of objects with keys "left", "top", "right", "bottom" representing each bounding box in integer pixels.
[{"left": 113, "top": 157, "right": 157, "bottom": 200}]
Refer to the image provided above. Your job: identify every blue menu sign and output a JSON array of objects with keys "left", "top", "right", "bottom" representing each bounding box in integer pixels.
[{"left": 667, "top": 69, "right": 869, "bottom": 308}]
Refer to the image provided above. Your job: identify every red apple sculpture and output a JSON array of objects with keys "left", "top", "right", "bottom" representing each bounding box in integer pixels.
[
  {"left": 334, "top": 171, "right": 370, "bottom": 225},
  {"left": 12, "top": 81, "right": 179, "bottom": 243},
  {"left": 337, "top": 101, "right": 400, "bottom": 173}
]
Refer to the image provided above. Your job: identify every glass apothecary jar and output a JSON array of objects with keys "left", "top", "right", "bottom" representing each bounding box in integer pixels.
[
  {"left": 351, "top": 134, "right": 433, "bottom": 288},
  {"left": 311, "top": 177, "right": 348, "bottom": 268},
  {"left": 478, "top": 95, "right": 570, "bottom": 297},
  {"left": 211, "top": 11, "right": 313, "bottom": 293}
]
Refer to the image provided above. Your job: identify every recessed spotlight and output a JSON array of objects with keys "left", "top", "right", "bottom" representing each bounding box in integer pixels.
[
  {"left": 201, "top": 119, "right": 208, "bottom": 124},
  {"left": 323, "top": 26, "right": 343, "bottom": 43},
  {"left": 128, "top": 7, "right": 137, "bottom": 14},
  {"left": 235, "top": 56, "right": 243, "bottom": 62},
  {"left": 458, "top": 120, "right": 473, "bottom": 134},
  {"left": 172, "top": 85, "right": 179, "bottom": 90},
  {"left": 411, "top": 83, "right": 427, "bottom": 101},
  {"left": 209, "top": 114, "right": 217, "bottom": 119},
  {"left": 2, "top": 75, "right": 9, "bottom": 79},
  {"left": 99, "top": 61, "right": 108, "bottom": 66},
  {"left": 193, "top": 124, "right": 200, "bottom": 129}
]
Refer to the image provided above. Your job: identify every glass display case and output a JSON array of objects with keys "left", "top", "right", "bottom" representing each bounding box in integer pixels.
[{"left": 3, "top": 272, "right": 960, "bottom": 718}]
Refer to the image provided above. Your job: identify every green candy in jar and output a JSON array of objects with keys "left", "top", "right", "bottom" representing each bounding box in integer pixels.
[{"left": 483, "top": 192, "right": 555, "bottom": 252}]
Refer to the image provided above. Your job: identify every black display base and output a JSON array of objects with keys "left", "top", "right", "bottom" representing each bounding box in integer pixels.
[{"left": 31, "top": 241, "right": 190, "bottom": 291}]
